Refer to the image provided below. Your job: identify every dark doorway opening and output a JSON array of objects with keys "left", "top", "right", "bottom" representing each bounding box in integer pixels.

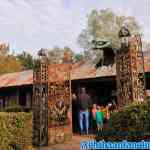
[
  {"left": 71, "top": 76, "right": 116, "bottom": 134},
  {"left": 19, "top": 87, "right": 27, "bottom": 106}
]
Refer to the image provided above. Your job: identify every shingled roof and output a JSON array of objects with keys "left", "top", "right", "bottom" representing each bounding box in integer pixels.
[
  {"left": 0, "top": 56, "right": 149, "bottom": 88},
  {"left": 0, "top": 70, "right": 33, "bottom": 88}
]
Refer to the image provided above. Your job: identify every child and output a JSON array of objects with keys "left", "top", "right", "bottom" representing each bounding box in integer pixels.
[
  {"left": 92, "top": 104, "right": 97, "bottom": 120},
  {"left": 91, "top": 104, "right": 97, "bottom": 133},
  {"left": 95, "top": 106, "right": 104, "bottom": 132}
]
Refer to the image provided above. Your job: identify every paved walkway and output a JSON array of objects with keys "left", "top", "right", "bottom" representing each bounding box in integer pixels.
[{"left": 41, "top": 135, "right": 94, "bottom": 150}]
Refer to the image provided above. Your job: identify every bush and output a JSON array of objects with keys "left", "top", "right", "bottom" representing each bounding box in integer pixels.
[
  {"left": 96, "top": 98, "right": 150, "bottom": 141},
  {"left": 0, "top": 112, "right": 32, "bottom": 150},
  {"left": 0, "top": 106, "right": 32, "bottom": 112}
]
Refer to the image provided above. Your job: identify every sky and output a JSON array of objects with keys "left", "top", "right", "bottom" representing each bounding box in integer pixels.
[{"left": 0, "top": 0, "right": 150, "bottom": 55}]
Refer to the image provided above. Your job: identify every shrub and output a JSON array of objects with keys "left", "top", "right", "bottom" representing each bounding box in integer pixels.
[
  {"left": 96, "top": 98, "right": 150, "bottom": 141},
  {"left": 0, "top": 106, "right": 32, "bottom": 112},
  {"left": 0, "top": 112, "right": 32, "bottom": 150}
]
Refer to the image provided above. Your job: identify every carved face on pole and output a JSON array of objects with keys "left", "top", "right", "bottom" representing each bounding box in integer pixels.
[
  {"left": 118, "top": 26, "right": 131, "bottom": 48},
  {"left": 56, "top": 96, "right": 65, "bottom": 109}
]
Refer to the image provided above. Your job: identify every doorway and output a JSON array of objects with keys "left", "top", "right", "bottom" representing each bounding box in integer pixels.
[
  {"left": 71, "top": 77, "right": 116, "bottom": 134},
  {"left": 19, "top": 87, "right": 27, "bottom": 106}
]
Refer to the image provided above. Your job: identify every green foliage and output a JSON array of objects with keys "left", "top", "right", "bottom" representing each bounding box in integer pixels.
[
  {"left": 0, "top": 112, "right": 32, "bottom": 149},
  {"left": 78, "top": 9, "right": 140, "bottom": 49},
  {"left": 1, "top": 106, "right": 31, "bottom": 112},
  {"left": 47, "top": 46, "right": 69, "bottom": 64},
  {"left": 97, "top": 98, "right": 150, "bottom": 141},
  {"left": 0, "top": 55, "right": 22, "bottom": 74},
  {"left": 74, "top": 53, "right": 84, "bottom": 62},
  {"left": 78, "top": 8, "right": 140, "bottom": 54},
  {"left": 47, "top": 46, "right": 82, "bottom": 64},
  {"left": 0, "top": 44, "right": 22, "bottom": 74},
  {"left": 17, "top": 51, "right": 34, "bottom": 70}
]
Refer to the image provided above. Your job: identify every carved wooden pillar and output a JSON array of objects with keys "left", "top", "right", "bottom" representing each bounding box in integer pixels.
[
  {"left": 33, "top": 49, "right": 48, "bottom": 147},
  {"left": 116, "top": 27, "right": 145, "bottom": 107}
]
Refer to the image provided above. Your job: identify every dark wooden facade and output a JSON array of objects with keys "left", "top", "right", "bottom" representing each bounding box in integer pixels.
[
  {"left": 0, "top": 74, "right": 150, "bottom": 110},
  {"left": 0, "top": 85, "right": 32, "bottom": 110}
]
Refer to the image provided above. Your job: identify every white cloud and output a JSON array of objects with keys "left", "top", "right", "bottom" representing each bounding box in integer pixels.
[{"left": 0, "top": 0, "right": 150, "bottom": 55}]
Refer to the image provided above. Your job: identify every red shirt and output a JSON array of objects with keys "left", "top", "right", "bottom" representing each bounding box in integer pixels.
[{"left": 92, "top": 108, "right": 97, "bottom": 119}]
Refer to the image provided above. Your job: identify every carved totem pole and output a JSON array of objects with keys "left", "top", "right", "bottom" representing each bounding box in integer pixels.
[
  {"left": 116, "top": 26, "right": 145, "bottom": 107},
  {"left": 33, "top": 49, "right": 72, "bottom": 146},
  {"left": 33, "top": 48, "right": 49, "bottom": 146}
]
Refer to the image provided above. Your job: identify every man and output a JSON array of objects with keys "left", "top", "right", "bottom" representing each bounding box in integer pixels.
[{"left": 78, "top": 87, "right": 91, "bottom": 135}]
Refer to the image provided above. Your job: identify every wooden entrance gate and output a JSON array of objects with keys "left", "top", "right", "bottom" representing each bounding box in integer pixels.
[{"left": 33, "top": 51, "right": 72, "bottom": 147}]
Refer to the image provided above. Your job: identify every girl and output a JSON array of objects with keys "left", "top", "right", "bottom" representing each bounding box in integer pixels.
[
  {"left": 91, "top": 104, "right": 97, "bottom": 133},
  {"left": 92, "top": 103, "right": 97, "bottom": 120}
]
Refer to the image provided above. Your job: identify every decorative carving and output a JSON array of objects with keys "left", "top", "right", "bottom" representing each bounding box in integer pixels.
[
  {"left": 116, "top": 34, "right": 145, "bottom": 107},
  {"left": 33, "top": 54, "right": 72, "bottom": 146},
  {"left": 33, "top": 60, "right": 48, "bottom": 146},
  {"left": 48, "top": 64, "right": 72, "bottom": 144}
]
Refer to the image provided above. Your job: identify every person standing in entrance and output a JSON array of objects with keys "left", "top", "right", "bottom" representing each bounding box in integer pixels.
[
  {"left": 96, "top": 106, "right": 104, "bottom": 132},
  {"left": 78, "top": 87, "right": 91, "bottom": 135}
]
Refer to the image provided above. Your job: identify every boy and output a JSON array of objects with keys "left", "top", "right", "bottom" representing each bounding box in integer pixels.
[{"left": 95, "top": 106, "right": 104, "bottom": 132}]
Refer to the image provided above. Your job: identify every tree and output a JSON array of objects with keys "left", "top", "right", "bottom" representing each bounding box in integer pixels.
[
  {"left": 0, "top": 43, "right": 9, "bottom": 56},
  {"left": 78, "top": 9, "right": 140, "bottom": 50},
  {"left": 62, "top": 46, "right": 74, "bottom": 63},
  {"left": 0, "top": 55, "right": 22, "bottom": 74},
  {"left": 17, "top": 51, "right": 34, "bottom": 70},
  {"left": 47, "top": 47, "right": 64, "bottom": 64},
  {"left": 47, "top": 46, "right": 76, "bottom": 64},
  {"left": 74, "top": 53, "right": 84, "bottom": 62},
  {"left": 0, "top": 44, "right": 22, "bottom": 74}
]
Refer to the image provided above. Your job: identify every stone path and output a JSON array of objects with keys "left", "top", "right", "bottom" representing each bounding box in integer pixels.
[{"left": 40, "top": 135, "right": 94, "bottom": 150}]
